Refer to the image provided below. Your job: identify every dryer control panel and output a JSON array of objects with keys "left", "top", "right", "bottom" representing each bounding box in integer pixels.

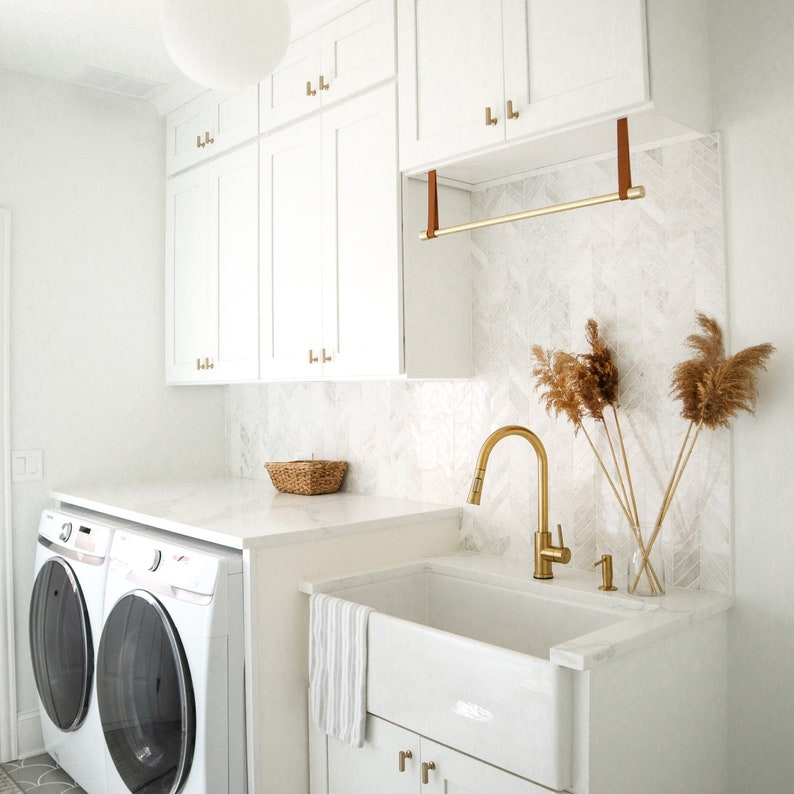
[{"left": 38, "top": 509, "right": 114, "bottom": 560}]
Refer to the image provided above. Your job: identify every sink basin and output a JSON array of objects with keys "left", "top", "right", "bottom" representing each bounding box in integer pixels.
[{"left": 307, "top": 556, "right": 650, "bottom": 790}]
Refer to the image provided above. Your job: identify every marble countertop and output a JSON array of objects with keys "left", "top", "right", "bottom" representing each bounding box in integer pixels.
[
  {"left": 51, "top": 477, "right": 460, "bottom": 550},
  {"left": 302, "top": 551, "right": 734, "bottom": 671}
]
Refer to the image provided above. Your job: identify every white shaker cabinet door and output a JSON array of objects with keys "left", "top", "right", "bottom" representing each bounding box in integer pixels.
[
  {"left": 421, "top": 739, "right": 554, "bottom": 794},
  {"left": 320, "top": 83, "right": 401, "bottom": 378},
  {"left": 206, "top": 144, "right": 259, "bottom": 381},
  {"left": 327, "top": 717, "right": 417, "bottom": 794},
  {"left": 398, "top": 0, "right": 505, "bottom": 171},
  {"left": 166, "top": 167, "right": 209, "bottom": 383},
  {"left": 259, "top": 117, "right": 324, "bottom": 379},
  {"left": 502, "top": 0, "right": 648, "bottom": 139},
  {"left": 165, "top": 143, "right": 259, "bottom": 383}
]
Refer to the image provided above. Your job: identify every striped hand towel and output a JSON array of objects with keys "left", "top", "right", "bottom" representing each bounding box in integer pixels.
[{"left": 309, "top": 592, "right": 374, "bottom": 748}]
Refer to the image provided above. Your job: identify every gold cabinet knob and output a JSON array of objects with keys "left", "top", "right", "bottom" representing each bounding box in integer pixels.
[
  {"left": 196, "top": 134, "right": 205, "bottom": 149},
  {"left": 484, "top": 106, "right": 498, "bottom": 126},
  {"left": 306, "top": 80, "right": 317, "bottom": 96},
  {"left": 506, "top": 99, "right": 519, "bottom": 119},
  {"left": 308, "top": 349, "right": 319, "bottom": 364},
  {"left": 398, "top": 749, "right": 412, "bottom": 772},
  {"left": 319, "top": 74, "right": 330, "bottom": 91},
  {"left": 321, "top": 348, "right": 332, "bottom": 363},
  {"left": 204, "top": 131, "right": 214, "bottom": 146},
  {"left": 421, "top": 761, "right": 436, "bottom": 784}
]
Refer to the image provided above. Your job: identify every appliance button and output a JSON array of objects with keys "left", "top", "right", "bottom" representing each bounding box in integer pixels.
[
  {"left": 59, "top": 522, "right": 73, "bottom": 542},
  {"left": 149, "top": 549, "right": 162, "bottom": 572}
]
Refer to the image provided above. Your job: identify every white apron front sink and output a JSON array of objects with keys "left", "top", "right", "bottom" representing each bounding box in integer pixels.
[{"left": 307, "top": 556, "right": 651, "bottom": 790}]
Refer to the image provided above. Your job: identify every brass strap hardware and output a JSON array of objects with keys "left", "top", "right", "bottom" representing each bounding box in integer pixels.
[
  {"left": 421, "top": 761, "right": 436, "bottom": 784},
  {"left": 306, "top": 81, "right": 317, "bottom": 96},
  {"left": 196, "top": 357, "right": 202, "bottom": 369},
  {"left": 592, "top": 554, "right": 618, "bottom": 591},
  {"left": 484, "top": 106, "right": 498, "bottom": 126},
  {"left": 321, "top": 348, "right": 332, "bottom": 363},
  {"left": 398, "top": 749, "right": 412, "bottom": 772},
  {"left": 204, "top": 131, "right": 214, "bottom": 146},
  {"left": 420, "top": 117, "right": 645, "bottom": 241},
  {"left": 196, "top": 135, "right": 204, "bottom": 149},
  {"left": 308, "top": 349, "right": 319, "bottom": 364},
  {"left": 196, "top": 357, "right": 214, "bottom": 370},
  {"left": 319, "top": 74, "right": 330, "bottom": 91},
  {"left": 506, "top": 99, "right": 519, "bottom": 119}
]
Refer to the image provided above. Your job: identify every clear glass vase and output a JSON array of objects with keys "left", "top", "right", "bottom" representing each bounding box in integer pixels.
[{"left": 626, "top": 523, "right": 665, "bottom": 596}]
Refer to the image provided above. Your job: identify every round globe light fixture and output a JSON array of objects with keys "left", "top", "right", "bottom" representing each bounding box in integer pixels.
[{"left": 160, "top": 0, "right": 291, "bottom": 91}]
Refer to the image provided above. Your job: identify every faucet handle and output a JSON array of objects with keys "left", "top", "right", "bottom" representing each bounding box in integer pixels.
[
  {"left": 555, "top": 524, "right": 572, "bottom": 564},
  {"left": 592, "top": 554, "right": 618, "bottom": 591}
]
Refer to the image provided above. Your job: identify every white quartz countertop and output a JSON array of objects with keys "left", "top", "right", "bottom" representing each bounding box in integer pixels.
[{"left": 51, "top": 477, "right": 460, "bottom": 550}]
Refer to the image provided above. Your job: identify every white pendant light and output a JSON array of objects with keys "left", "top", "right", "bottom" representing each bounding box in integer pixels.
[{"left": 160, "top": 0, "right": 291, "bottom": 91}]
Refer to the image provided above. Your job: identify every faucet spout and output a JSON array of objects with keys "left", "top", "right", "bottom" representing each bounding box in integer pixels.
[{"left": 467, "top": 425, "right": 570, "bottom": 579}]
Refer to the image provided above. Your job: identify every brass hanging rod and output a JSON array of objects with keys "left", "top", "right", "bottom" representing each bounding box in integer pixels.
[{"left": 420, "top": 117, "right": 645, "bottom": 241}]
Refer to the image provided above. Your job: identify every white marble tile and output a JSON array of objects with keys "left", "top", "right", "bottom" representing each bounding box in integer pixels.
[{"left": 226, "top": 134, "right": 730, "bottom": 593}]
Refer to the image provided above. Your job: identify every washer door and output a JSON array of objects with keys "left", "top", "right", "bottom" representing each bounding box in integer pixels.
[
  {"left": 29, "top": 557, "right": 93, "bottom": 731},
  {"left": 98, "top": 590, "right": 196, "bottom": 794}
]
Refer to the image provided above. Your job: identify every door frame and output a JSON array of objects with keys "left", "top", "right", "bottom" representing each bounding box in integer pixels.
[{"left": 0, "top": 208, "right": 16, "bottom": 762}]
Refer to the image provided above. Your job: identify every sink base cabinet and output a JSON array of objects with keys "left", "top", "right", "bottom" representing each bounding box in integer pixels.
[{"left": 311, "top": 714, "right": 552, "bottom": 794}]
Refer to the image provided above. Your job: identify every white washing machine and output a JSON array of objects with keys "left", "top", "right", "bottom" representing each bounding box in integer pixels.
[
  {"left": 97, "top": 526, "right": 245, "bottom": 794},
  {"left": 29, "top": 507, "right": 124, "bottom": 794}
]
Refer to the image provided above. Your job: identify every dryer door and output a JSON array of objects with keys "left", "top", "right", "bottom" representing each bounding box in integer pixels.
[
  {"left": 29, "top": 557, "right": 93, "bottom": 731},
  {"left": 98, "top": 590, "right": 196, "bottom": 794}
]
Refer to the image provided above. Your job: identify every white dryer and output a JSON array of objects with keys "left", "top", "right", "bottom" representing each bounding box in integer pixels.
[
  {"left": 97, "top": 526, "right": 245, "bottom": 794},
  {"left": 29, "top": 507, "right": 123, "bottom": 794}
]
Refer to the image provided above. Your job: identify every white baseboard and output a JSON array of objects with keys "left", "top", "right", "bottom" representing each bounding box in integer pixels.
[{"left": 16, "top": 709, "right": 43, "bottom": 759}]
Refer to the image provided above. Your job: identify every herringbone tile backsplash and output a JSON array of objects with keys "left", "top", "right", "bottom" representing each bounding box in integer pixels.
[{"left": 227, "top": 134, "right": 729, "bottom": 593}]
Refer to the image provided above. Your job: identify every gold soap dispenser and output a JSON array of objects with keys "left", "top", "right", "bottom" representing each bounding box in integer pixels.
[{"left": 592, "top": 554, "right": 618, "bottom": 591}]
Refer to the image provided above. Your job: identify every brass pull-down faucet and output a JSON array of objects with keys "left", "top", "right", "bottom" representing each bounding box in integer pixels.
[{"left": 467, "top": 425, "right": 571, "bottom": 579}]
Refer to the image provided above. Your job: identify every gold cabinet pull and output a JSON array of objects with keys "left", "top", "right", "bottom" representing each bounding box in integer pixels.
[
  {"left": 319, "top": 74, "right": 330, "bottom": 91},
  {"left": 398, "top": 749, "right": 412, "bottom": 772},
  {"left": 306, "top": 80, "right": 317, "bottom": 96},
  {"left": 196, "top": 134, "right": 205, "bottom": 149},
  {"left": 308, "top": 349, "right": 319, "bottom": 364},
  {"left": 204, "top": 131, "right": 214, "bottom": 146},
  {"left": 421, "top": 761, "right": 436, "bottom": 784},
  {"left": 506, "top": 99, "right": 519, "bottom": 119},
  {"left": 196, "top": 357, "right": 202, "bottom": 370},
  {"left": 197, "top": 357, "right": 214, "bottom": 370},
  {"left": 484, "top": 106, "right": 497, "bottom": 126},
  {"left": 321, "top": 348, "right": 332, "bottom": 363}
]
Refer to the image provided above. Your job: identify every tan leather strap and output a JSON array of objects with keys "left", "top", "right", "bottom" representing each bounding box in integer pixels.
[
  {"left": 617, "top": 117, "right": 632, "bottom": 200},
  {"left": 426, "top": 169, "right": 439, "bottom": 239}
]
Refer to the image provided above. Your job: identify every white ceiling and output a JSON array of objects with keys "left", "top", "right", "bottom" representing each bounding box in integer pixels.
[{"left": 0, "top": 0, "right": 348, "bottom": 114}]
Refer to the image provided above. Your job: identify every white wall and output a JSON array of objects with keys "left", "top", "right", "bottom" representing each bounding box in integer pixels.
[
  {"left": 0, "top": 70, "right": 226, "bottom": 732},
  {"left": 708, "top": 1, "right": 794, "bottom": 790}
]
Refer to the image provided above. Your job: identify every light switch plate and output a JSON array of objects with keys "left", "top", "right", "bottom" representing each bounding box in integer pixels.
[{"left": 12, "top": 449, "right": 43, "bottom": 482}]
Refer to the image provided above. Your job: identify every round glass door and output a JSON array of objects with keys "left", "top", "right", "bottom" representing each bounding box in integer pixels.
[
  {"left": 98, "top": 590, "right": 195, "bottom": 794},
  {"left": 29, "top": 557, "right": 93, "bottom": 731}
]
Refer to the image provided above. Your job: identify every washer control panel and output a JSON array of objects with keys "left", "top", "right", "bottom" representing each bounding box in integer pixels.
[{"left": 38, "top": 509, "right": 114, "bottom": 559}]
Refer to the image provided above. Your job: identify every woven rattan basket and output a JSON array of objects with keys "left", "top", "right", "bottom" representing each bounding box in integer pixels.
[{"left": 264, "top": 460, "right": 348, "bottom": 495}]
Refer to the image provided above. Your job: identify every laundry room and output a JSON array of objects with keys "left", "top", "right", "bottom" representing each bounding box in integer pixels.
[{"left": 1, "top": 1, "right": 793, "bottom": 793}]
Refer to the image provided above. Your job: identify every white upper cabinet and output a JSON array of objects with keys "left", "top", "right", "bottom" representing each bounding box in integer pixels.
[
  {"left": 259, "top": 0, "right": 396, "bottom": 131},
  {"left": 398, "top": 0, "right": 711, "bottom": 184},
  {"left": 165, "top": 87, "right": 259, "bottom": 176},
  {"left": 259, "top": 84, "right": 403, "bottom": 380},
  {"left": 165, "top": 144, "right": 259, "bottom": 383}
]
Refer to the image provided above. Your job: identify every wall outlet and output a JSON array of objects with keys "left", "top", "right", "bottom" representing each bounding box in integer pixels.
[{"left": 12, "top": 449, "right": 43, "bottom": 482}]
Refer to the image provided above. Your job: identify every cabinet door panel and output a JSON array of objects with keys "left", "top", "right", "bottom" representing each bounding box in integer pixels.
[
  {"left": 319, "top": 0, "right": 395, "bottom": 106},
  {"left": 208, "top": 144, "right": 259, "bottom": 381},
  {"left": 166, "top": 168, "right": 208, "bottom": 382},
  {"left": 327, "top": 716, "right": 416, "bottom": 794},
  {"left": 423, "top": 739, "right": 553, "bottom": 794},
  {"left": 259, "top": 32, "right": 322, "bottom": 131},
  {"left": 260, "top": 118, "right": 324, "bottom": 379},
  {"left": 503, "top": 0, "right": 647, "bottom": 137},
  {"left": 398, "top": 0, "right": 504, "bottom": 171},
  {"left": 321, "top": 84, "right": 401, "bottom": 377}
]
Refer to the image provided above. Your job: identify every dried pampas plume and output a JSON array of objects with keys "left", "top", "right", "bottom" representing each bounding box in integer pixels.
[{"left": 671, "top": 312, "right": 775, "bottom": 429}]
